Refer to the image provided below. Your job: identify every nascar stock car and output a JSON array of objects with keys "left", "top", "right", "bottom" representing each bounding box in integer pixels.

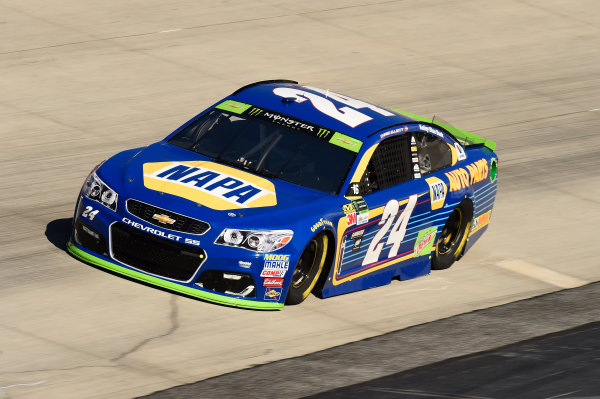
[{"left": 67, "top": 79, "right": 498, "bottom": 310}]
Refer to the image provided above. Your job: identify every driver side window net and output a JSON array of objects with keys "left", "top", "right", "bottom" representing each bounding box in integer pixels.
[
  {"left": 413, "top": 132, "right": 452, "bottom": 176},
  {"left": 358, "top": 134, "right": 412, "bottom": 195}
]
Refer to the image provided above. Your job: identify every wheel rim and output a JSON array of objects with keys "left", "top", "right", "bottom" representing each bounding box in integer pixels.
[
  {"left": 292, "top": 239, "right": 318, "bottom": 288},
  {"left": 437, "top": 208, "right": 463, "bottom": 255}
]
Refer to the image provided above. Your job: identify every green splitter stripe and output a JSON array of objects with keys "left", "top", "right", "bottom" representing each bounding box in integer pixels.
[
  {"left": 67, "top": 243, "right": 283, "bottom": 310},
  {"left": 391, "top": 108, "right": 496, "bottom": 152},
  {"left": 329, "top": 132, "right": 363, "bottom": 153},
  {"left": 215, "top": 100, "right": 252, "bottom": 114}
]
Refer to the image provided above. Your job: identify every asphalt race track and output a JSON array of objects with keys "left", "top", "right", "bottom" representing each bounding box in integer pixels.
[
  {"left": 142, "top": 283, "right": 600, "bottom": 399},
  {"left": 1, "top": 0, "right": 599, "bottom": 398}
]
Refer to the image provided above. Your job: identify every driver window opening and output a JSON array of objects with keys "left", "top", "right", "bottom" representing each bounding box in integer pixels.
[{"left": 358, "top": 134, "right": 412, "bottom": 195}]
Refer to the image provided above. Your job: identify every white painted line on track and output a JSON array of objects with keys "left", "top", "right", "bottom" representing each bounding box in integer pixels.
[
  {"left": 159, "top": 29, "right": 181, "bottom": 33},
  {"left": 495, "top": 260, "right": 588, "bottom": 289}
]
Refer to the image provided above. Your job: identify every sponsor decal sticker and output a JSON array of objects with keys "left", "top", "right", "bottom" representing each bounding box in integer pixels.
[
  {"left": 329, "top": 132, "right": 363, "bottom": 153},
  {"left": 311, "top": 218, "right": 334, "bottom": 232},
  {"left": 425, "top": 177, "right": 447, "bottom": 211},
  {"left": 351, "top": 229, "right": 364, "bottom": 252},
  {"left": 380, "top": 125, "right": 409, "bottom": 139},
  {"left": 260, "top": 254, "right": 291, "bottom": 278},
  {"left": 352, "top": 198, "right": 369, "bottom": 225},
  {"left": 418, "top": 124, "right": 444, "bottom": 138},
  {"left": 357, "top": 212, "right": 369, "bottom": 225},
  {"left": 342, "top": 203, "right": 357, "bottom": 215},
  {"left": 470, "top": 210, "right": 492, "bottom": 235},
  {"left": 346, "top": 212, "right": 357, "bottom": 226},
  {"left": 490, "top": 158, "right": 498, "bottom": 183},
  {"left": 454, "top": 142, "right": 467, "bottom": 161},
  {"left": 238, "top": 260, "right": 251, "bottom": 268},
  {"left": 445, "top": 158, "right": 489, "bottom": 192},
  {"left": 143, "top": 161, "right": 277, "bottom": 210},
  {"left": 263, "top": 278, "right": 284, "bottom": 287},
  {"left": 264, "top": 287, "right": 283, "bottom": 301},
  {"left": 215, "top": 100, "right": 252, "bottom": 114},
  {"left": 410, "top": 136, "right": 421, "bottom": 178},
  {"left": 414, "top": 227, "right": 437, "bottom": 257}
]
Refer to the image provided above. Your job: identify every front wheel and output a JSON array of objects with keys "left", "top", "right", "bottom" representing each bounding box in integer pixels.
[
  {"left": 285, "top": 233, "right": 329, "bottom": 305},
  {"left": 432, "top": 202, "right": 472, "bottom": 270}
]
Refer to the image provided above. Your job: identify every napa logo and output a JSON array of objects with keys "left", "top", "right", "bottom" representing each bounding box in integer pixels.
[
  {"left": 143, "top": 161, "right": 277, "bottom": 210},
  {"left": 425, "top": 177, "right": 447, "bottom": 211}
]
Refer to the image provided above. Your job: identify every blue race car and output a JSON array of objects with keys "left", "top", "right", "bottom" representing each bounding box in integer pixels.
[{"left": 68, "top": 80, "right": 498, "bottom": 310}]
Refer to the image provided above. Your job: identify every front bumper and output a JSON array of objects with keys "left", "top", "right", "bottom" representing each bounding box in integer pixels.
[
  {"left": 69, "top": 194, "right": 287, "bottom": 310},
  {"left": 67, "top": 242, "right": 283, "bottom": 310}
]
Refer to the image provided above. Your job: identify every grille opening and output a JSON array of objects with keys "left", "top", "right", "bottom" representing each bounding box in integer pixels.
[
  {"left": 74, "top": 220, "right": 108, "bottom": 256},
  {"left": 196, "top": 270, "right": 255, "bottom": 297},
  {"left": 126, "top": 199, "right": 210, "bottom": 235},
  {"left": 111, "top": 222, "right": 205, "bottom": 281}
]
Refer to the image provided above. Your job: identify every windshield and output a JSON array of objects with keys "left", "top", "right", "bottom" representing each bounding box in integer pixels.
[{"left": 168, "top": 107, "right": 359, "bottom": 194}]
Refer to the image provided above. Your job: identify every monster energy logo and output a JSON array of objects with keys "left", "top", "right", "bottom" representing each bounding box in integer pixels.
[
  {"left": 247, "top": 108, "right": 264, "bottom": 116},
  {"left": 316, "top": 128, "right": 332, "bottom": 139}
]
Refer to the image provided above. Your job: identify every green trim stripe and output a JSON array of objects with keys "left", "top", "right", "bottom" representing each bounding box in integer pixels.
[
  {"left": 391, "top": 108, "right": 497, "bottom": 152},
  {"left": 67, "top": 243, "right": 283, "bottom": 310},
  {"left": 329, "top": 132, "right": 363, "bottom": 153},
  {"left": 215, "top": 100, "right": 252, "bottom": 114}
]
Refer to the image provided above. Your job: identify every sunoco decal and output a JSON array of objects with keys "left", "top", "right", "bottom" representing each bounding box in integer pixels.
[
  {"left": 264, "top": 287, "right": 282, "bottom": 301},
  {"left": 143, "top": 161, "right": 277, "bottom": 210}
]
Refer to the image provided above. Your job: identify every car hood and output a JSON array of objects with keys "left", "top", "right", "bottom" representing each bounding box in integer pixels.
[{"left": 100, "top": 142, "right": 334, "bottom": 229}]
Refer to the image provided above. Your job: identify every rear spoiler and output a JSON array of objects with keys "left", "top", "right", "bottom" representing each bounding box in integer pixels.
[{"left": 391, "top": 109, "right": 496, "bottom": 152}]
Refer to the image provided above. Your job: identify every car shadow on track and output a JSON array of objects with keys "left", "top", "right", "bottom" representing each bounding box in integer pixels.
[{"left": 45, "top": 218, "right": 73, "bottom": 251}]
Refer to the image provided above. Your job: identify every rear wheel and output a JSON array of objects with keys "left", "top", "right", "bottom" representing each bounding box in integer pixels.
[
  {"left": 285, "top": 234, "right": 328, "bottom": 305},
  {"left": 432, "top": 202, "right": 471, "bottom": 270}
]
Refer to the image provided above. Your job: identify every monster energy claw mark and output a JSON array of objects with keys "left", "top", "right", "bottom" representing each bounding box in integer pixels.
[
  {"left": 317, "top": 128, "right": 331, "bottom": 138},
  {"left": 247, "top": 108, "right": 264, "bottom": 116}
]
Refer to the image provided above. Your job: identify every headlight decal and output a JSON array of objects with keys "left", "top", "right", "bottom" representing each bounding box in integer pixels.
[
  {"left": 215, "top": 229, "right": 293, "bottom": 253},
  {"left": 82, "top": 172, "right": 118, "bottom": 211}
]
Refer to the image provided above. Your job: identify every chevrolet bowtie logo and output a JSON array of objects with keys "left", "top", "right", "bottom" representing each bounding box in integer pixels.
[{"left": 152, "top": 213, "right": 176, "bottom": 225}]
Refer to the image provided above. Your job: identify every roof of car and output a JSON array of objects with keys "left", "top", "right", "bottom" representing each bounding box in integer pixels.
[{"left": 229, "top": 80, "right": 416, "bottom": 140}]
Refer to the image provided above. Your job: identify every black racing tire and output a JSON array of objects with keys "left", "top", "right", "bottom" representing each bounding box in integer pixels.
[
  {"left": 431, "top": 202, "right": 472, "bottom": 270},
  {"left": 285, "top": 233, "right": 329, "bottom": 305}
]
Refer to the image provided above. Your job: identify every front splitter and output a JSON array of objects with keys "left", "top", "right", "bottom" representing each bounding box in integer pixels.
[{"left": 67, "top": 242, "right": 283, "bottom": 310}]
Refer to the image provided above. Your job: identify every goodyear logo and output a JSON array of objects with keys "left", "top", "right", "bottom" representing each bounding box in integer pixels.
[
  {"left": 445, "top": 158, "right": 489, "bottom": 192},
  {"left": 143, "top": 161, "right": 277, "bottom": 210}
]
